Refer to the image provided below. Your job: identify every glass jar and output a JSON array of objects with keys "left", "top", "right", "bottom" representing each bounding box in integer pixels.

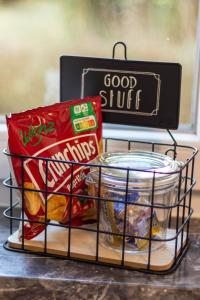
[{"left": 86, "top": 151, "right": 181, "bottom": 253}]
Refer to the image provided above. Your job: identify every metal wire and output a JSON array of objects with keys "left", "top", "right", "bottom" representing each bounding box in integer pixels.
[
  {"left": 67, "top": 163, "right": 74, "bottom": 257},
  {"left": 147, "top": 171, "right": 155, "bottom": 269},
  {"left": 2, "top": 138, "right": 198, "bottom": 274},
  {"left": 112, "top": 41, "right": 127, "bottom": 60},
  {"left": 121, "top": 169, "right": 129, "bottom": 266},
  {"left": 9, "top": 173, "right": 13, "bottom": 235}
]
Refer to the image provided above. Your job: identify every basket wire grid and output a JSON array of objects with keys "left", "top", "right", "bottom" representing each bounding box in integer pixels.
[{"left": 3, "top": 136, "right": 198, "bottom": 274}]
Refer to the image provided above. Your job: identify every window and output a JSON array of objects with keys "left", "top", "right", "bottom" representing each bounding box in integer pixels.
[
  {"left": 0, "top": 0, "right": 200, "bottom": 196},
  {"left": 0, "top": 0, "right": 198, "bottom": 125}
]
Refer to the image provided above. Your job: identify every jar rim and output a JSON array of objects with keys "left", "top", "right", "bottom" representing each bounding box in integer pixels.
[{"left": 86, "top": 151, "right": 181, "bottom": 190}]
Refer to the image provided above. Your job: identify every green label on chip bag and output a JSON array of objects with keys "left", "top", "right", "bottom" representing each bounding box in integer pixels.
[{"left": 70, "top": 102, "right": 98, "bottom": 133}]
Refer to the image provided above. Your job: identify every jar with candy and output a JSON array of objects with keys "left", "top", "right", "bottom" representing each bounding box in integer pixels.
[{"left": 86, "top": 151, "right": 181, "bottom": 253}]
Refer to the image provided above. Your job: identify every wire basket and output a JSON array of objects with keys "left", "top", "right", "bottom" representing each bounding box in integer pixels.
[{"left": 3, "top": 137, "right": 198, "bottom": 274}]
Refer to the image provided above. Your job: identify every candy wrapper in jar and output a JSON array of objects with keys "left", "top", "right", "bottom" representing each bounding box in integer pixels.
[
  {"left": 87, "top": 183, "right": 160, "bottom": 250},
  {"left": 111, "top": 193, "right": 160, "bottom": 250},
  {"left": 6, "top": 96, "right": 103, "bottom": 240}
]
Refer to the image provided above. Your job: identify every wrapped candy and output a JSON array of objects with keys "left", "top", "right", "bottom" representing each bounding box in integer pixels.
[
  {"left": 98, "top": 189, "right": 160, "bottom": 250},
  {"left": 86, "top": 151, "right": 180, "bottom": 252}
]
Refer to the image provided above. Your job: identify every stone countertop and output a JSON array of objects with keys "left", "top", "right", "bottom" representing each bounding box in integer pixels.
[{"left": 0, "top": 208, "right": 200, "bottom": 300}]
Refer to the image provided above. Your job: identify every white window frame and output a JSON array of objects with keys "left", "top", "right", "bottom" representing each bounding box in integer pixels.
[{"left": 1, "top": 4, "right": 200, "bottom": 191}]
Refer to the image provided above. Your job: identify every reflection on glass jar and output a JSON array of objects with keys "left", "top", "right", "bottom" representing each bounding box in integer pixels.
[{"left": 86, "top": 151, "right": 181, "bottom": 253}]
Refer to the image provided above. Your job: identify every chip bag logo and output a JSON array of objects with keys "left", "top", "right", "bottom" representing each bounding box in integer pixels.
[
  {"left": 19, "top": 121, "right": 56, "bottom": 147},
  {"left": 24, "top": 133, "right": 99, "bottom": 202}
]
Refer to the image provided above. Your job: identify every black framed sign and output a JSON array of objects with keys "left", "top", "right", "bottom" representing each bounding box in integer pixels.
[{"left": 60, "top": 55, "right": 182, "bottom": 129}]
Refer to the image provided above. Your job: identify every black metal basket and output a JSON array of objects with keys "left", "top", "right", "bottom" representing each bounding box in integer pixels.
[{"left": 3, "top": 136, "right": 198, "bottom": 274}]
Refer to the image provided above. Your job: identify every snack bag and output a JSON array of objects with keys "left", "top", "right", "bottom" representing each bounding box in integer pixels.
[{"left": 6, "top": 96, "right": 102, "bottom": 240}]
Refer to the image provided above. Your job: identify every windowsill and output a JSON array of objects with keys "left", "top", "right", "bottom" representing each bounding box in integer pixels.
[
  {"left": 2, "top": 122, "right": 200, "bottom": 148},
  {"left": 1, "top": 122, "right": 199, "bottom": 189},
  {"left": 103, "top": 124, "right": 200, "bottom": 145}
]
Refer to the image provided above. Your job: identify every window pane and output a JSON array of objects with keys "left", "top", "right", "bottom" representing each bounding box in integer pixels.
[{"left": 0, "top": 0, "right": 198, "bottom": 127}]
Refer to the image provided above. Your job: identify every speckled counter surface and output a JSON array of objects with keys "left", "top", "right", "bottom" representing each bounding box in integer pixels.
[{"left": 0, "top": 208, "right": 200, "bottom": 300}]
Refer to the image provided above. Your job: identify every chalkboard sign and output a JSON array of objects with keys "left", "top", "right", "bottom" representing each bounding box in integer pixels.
[{"left": 60, "top": 55, "right": 182, "bottom": 129}]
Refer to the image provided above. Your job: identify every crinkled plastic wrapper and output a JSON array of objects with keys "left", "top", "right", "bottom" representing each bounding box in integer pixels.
[
  {"left": 87, "top": 180, "right": 161, "bottom": 251},
  {"left": 6, "top": 96, "right": 103, "bottom": 240}
]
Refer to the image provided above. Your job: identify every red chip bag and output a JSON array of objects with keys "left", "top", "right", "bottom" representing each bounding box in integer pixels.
[{"left": 6, "top": 96, "right": 102, "bottom": 240}]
